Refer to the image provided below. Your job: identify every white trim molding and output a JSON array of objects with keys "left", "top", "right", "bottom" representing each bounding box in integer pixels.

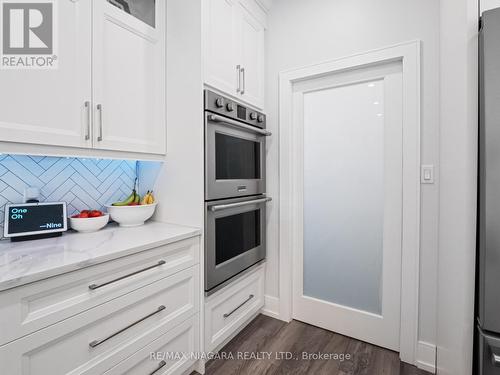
[
  {"left": 436, "top": 1, "right": 478, "bottom": 374},
  {"left": 261, "top": 295, "right": 280, "bottom": 319},
  {"left": 416, "top": 341, "right": 437, "bottom": 373},
  {"left": 278, "top": 40, "right": 421, "bottom": 365}
]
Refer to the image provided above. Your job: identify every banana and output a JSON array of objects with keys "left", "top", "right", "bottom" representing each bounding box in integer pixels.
[
  {"left": 112, "top": 190, "right": 136, "bottom": 206},
  {"left": 133, "top": 193, "right": 140, "bottom": 204},
  {"left": 148, "top": 191, "right": 155, "bottom": 204},
  {"left": 141, "top": 191, "right": 151, "bottom": 205}
]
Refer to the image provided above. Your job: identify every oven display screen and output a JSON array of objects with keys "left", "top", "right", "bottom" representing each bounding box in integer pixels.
[
  {"left": 215, "top": 210, "right": 261, "bottom": 265},
  {"left": 237, "top": 105, "right": 246, "bottom": 121}
]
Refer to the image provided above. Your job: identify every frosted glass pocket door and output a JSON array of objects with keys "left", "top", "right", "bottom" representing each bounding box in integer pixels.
[{"left": 292, "top": 64, "right": 403, "bottom": 351}]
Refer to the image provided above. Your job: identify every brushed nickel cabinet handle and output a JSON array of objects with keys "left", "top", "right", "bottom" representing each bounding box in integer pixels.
[
  {"left": 223, "top": 294, "right": 254, "bottom": 318},
  {"left": 97, "top": 104, "right": 103, "bottom": 141},
  {"left": 240, "top": 67, "right": 245, "bottom": 95},
  {"left": 89, "top": 305, "right": 166, "bottom": 348},
  {"left": 236, "top": 64, "right": 241, "bottom": 93},
  {"left": 84, "top": 101, "right": 91, "bottom": 140},
  {"left": 88, "top": 260, "right": 166, "bottom": 290},
  {"left": 149, "top": 360, "right": 167, "bottom": 375}
]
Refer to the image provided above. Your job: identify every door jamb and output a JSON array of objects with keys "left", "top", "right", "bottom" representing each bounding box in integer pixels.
[{"left": 278, "top": 40, "right": 421, "bottom": 365}]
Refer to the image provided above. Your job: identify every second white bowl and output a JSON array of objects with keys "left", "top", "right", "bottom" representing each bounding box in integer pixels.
[
  {"left": 69, "top": 214, "right": 109, "bottom": 233},
  {"left": 105, "top": 203, "right": 157, "bottom": 227}
]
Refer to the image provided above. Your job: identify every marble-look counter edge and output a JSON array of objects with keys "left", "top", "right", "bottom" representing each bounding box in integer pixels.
[{"left": 0, "top": 221, "right": 201, "bottom": 292}]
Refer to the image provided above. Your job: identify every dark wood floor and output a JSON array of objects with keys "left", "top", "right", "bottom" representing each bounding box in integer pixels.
[{"left": 198, "top": 314, "right": 431, "bottom": 375}]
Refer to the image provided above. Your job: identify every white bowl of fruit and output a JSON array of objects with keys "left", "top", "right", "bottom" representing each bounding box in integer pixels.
[
  {"left": 69, "top": 210, "right": 109, "bottom": 233},
  {"left": 106, "top": 190, "right": 157, "bottom": 227}
]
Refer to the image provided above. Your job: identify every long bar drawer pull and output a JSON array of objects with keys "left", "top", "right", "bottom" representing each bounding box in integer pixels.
[
  {"left": 223, "top": 294, "right": 254, "bottom": 318},
  {"left": 89, "top": 305, "right": 166, "bottom": 348},
  {"left": 88, "top": 260, "right": 166, "bottom": 290},
  {"left": 149, "top": 360, "right": 167, "bottom": 375}
]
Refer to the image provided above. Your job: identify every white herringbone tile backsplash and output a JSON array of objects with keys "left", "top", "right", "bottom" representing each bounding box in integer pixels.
[{"left": 0, "top": 154, "right": 138, "bottom": 238}]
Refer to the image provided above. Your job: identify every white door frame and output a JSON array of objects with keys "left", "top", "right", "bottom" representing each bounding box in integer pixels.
[{"left": 278, "top": 40, "right": 421, "bottom": 364}]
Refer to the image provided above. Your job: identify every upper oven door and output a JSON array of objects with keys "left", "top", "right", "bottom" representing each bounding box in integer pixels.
[{"left": 205, "top": 113, "right": 267, "bottom": 200}]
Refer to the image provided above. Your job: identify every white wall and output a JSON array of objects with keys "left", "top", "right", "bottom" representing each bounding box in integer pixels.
[
  {"left": 265, "top": 0, "right": 440, "bottom": 347},
  {"left": 482, "top": 0, "right": 500, "bottom": 11},
  {"left": 437, "top": 1, "right": 478, "bottom": 374}
]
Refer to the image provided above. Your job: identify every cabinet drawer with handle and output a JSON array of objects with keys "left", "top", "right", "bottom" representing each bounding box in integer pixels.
[
  {"left": 104, "top": 315, "right": 200, "bottom": 375},
  {"left": 0, "top": 266, "right": 199, "bottom": 375},
  {"left": 204, "top": 264, "right": 264, "bottom": 351},
  {"left": 0, "top": 236, "right": 199, "bottom": 346}
]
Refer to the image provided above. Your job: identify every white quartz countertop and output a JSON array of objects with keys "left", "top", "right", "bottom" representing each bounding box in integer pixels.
[{"left": 0, "top": 221, "right": 201, "bottom": 292}]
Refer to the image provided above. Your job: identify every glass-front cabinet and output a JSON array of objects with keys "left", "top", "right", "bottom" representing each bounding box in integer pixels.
[{"left": 107, "top": 0, "right": 156, "bottom": 28}]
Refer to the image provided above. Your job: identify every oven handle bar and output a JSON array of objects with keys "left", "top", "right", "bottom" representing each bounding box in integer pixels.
[
  {"left": 207, "top": 114, "right": 272, "bottom": 136},
  {"left": 209, "top": 197, "right": 272, "bottom": 212}
]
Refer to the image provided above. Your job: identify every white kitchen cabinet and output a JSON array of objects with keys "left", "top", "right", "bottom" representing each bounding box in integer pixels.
[
  {"left": 204, "top": 0, "right": 240, "bottom": 97},
  {"left": 0, "top": 233, "right": 201, "bottom": 375},
  {"left": 0, "top": 0, "right": 92, "bottom": 149},
  {"left": 0, "top": 0, "right": 166, "bottom": 156},
  {"left": 0, "top": 267, "right": 199, "bottom": 375},
  {"left": 93, "top": 0, "right": 166, "bottom": 154},
  {"left": 205, "top": 264, "right": 265, "bottom": 352},
  {"left": 204, "top": 0, "right": 266, "bottom": 109},
  {"left": 0, "top": 237, "right": 198, "bottom": 345},
  {"left": 238, "top": 2, "right": 265, "bottom": 109},
  {"left": 103, "top": 315, "right": 199, "bottom": 375}
]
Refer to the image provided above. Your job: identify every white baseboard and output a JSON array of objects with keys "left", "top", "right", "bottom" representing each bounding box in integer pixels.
[
  {"left": 261, "top": 295, "right": 281, "bottom": 319},
  {"left": 416, "top": 341, "right": 436, "bottom": 373}
]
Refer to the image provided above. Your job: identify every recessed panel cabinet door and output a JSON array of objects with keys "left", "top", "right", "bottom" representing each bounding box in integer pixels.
[
  {"left": 204, "top": 0, "right": 239, "bottom": 97},
  {"left": 0, "top": 1, "right": 92, "bottom": 148},
  {"left": 238, "top": 3, "right": 265, "bottom": 109},
  {"left": 93, "top": 0, "right": 166, "bottom": 154}
]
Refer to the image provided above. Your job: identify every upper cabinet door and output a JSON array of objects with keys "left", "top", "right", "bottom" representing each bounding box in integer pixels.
[
  {"left": 0, "top": 1, "right": 92, "bottom": 148},
  {"left": 92, "top": 0, "right": 166, "bottom": 154},
  {"left": 238, "top": 3, "right": 265, "bottom": 110},
  {"left": 203, "top": 0, "right": 266, "bottom": 110},
  {"left": 204, "top": 0, "right": 240, "bottom": 97}
]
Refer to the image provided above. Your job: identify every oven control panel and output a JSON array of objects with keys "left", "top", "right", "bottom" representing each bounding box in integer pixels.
[{"left": 205, "top": 90, "right": 266, "bottom": 129}]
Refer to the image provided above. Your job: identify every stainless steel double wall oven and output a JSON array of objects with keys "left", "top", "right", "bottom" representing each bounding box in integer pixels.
[{"left": 204, "top": 90, "right": 271, "bottom": 292}]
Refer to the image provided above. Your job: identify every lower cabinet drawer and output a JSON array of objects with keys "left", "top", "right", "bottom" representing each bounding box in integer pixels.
[
  {"left": 204, "top": 264, "right": 264, "bottom": 352},
  {"left": 0, "top": 266, "right": 199, "bottom": 375},
  {"left": 104, "top": 315, "right": 200, "bottom": 375},
  {"left": 0, "top": 236, "right": 199, "bottom": 346}
]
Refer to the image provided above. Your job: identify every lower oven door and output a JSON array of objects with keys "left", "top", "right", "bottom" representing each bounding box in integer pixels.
[{"left": 205, "top": 196, "right": 271, "bottom": 292}]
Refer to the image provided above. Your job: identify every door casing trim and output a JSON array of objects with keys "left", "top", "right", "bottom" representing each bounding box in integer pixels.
[{"left": 278, "top": 40, "right": 421, "bottom": 365}]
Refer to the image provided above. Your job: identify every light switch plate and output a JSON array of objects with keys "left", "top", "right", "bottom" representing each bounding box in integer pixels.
[{"left": 421, "top": 165, "right": 434, "bottom": 184}]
